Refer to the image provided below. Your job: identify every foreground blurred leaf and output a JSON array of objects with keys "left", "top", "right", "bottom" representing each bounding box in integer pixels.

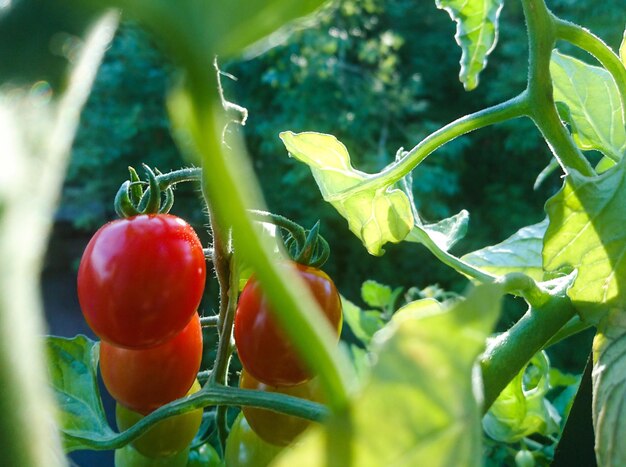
[
  {"left": 273, "top": 283, "right": 502, "bottom": 466},
  {"left": 544, "top": 160, "right": 626, "bottom": 322},
  {"left": 435, "top": 0, "right": 504, "bottom": 91},
  {"left": 280, "top": 131, "right": 413, "bottom": 255},
  {"left": 592, "top": 311, "right": 626, "bottom": 466},
  {"left": 46, "top": 336, "right": 116, "bottom": 452},
  {"left": 551, "top": 51, "right": 626, "bottom": 161},
  {"left": 462, "top": 219, "right": 548, "bottom": 281}
]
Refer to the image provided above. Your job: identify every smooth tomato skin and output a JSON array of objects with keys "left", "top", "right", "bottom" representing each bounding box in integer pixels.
[
  {"left": 116, "top": 380, "right": 203, "bottom": 458},
  {"left": 224, "top": 413, "right": 283, "bottom": 467},
  {"left": 114, "top": 444, "right": 190, "bottom": 467},
  {"left": 78, "top": 214, "right": 206, "bottom": 349},
  {"left": 234, "top": 263, "right": 342, "bottom": 386},
  {"left": 100, "top": 313, "right": 203, "bottom": 415},
  {"left": 186, "top": 444, "right": 222, "bottom": 467},
  {"left": 240, "top": 369, "right": 322, "bottom": 446}
]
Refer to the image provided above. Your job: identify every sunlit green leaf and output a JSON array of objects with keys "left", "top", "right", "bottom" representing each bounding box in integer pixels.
[
  {"left": 435, "top": 0, "right": 504, "bottom": 91},
  {"left": 341, "top": 296, "right": 385, "bottom": 345},
  {"left": 543, "top": 160, "right": 626, "bottom": 322},
  {"left": 462, "top": 219, "right": 548, "bottom": 281},
  {"left": 592, "top": 310, "right": 626, "bottom": 466},
  {"left": 405, "top": 210, "right": 469, "bottom": 252},
  {"left": 483, "top": 351, "right": 560, "bottom": 443},
  {"left": 46, "top": 336, "right": 116, "bottom": 452},
  {"left": 551, "top": 51, "right": 626, "bottom": 161},
  {"left": 361, "top": 280, "right": 392, "bottom": 309},
  {"left": 280, "top": 131, "right": 413, "bottom": 255},
  {"left": 273, "top": 283, "right": 502, "bottom": 467},
  {"left": 620, "top": 28, "right": 626, "bottom": 67}
]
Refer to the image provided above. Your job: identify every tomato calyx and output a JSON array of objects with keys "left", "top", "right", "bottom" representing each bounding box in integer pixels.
[{"left": 248, "top": 210, "right": 330, "bottom": 268}]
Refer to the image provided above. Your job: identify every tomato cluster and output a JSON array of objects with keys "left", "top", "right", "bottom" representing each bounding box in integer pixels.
[
  {"left": 78, "top": 214, "right": 206, "bottom": 461},
  {"left": 234, "top": 262, "right": 342, "bottom": 446}
]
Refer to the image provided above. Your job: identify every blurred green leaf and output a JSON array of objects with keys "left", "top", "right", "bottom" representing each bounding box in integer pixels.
[
  {"left": 551, "top": 51, "right": 626, "bottom": 161},
  {"left": 592, "top": 311, "right": 626, "bottom": 466},
  {"left": 341, "top": 296, "right": 385, "bottom": 345},
  {"left": 483, "top": 351, "right": 560, "bottom": 443},
  {"left": 435, "top": 0, "right": 504, "bottom": 91},
  {"left": 46, "top": 336, "right": 116, "bottom": 452},
  {"left": 273, "top": 283, "right": 502, "bottom": 466},
  {"left": 461, "top": 219, "right": 548, "bottom": 281},
  {"left": 544, "top": 160, "right": 626, "bottom": 322},
  {"left": 360, "top": 280, "right": 393, "bottom": 308},
  {"left": 279, "top": 131, "right": 414, "bottom": 255}
]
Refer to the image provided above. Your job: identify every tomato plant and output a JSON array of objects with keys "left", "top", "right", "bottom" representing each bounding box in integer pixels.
[
  {"left": 234, "top": 262, "right": 342, "bottom": 386},
  {"left": 100, "top": 313, "right": 203, "bottom": 414},
  {"left": 78, "top": 213, "right": 206, "bottom": 349},
  {"left": 116, "top": 380, "right": 203, "bottom": 457},
  {"left": 239, "top": 369, "right": 322, "bottom": 446},
  {"left": 224, "top": 413, "right": 284, "bottom": 467}
]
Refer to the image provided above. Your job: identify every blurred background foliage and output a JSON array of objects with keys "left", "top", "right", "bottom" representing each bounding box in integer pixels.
[{"left": 2, "top": 0, "right": 622, "bottom": 385}]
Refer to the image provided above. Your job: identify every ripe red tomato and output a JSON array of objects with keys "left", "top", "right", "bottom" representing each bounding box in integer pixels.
[
  {"left": 116, "top": 380, "right": 203, "bottom": 458},
  {"left": 78, "top": 214, "right": 206, "bottom": 349},
  {"left": 240, "top": 369, "right": 322, "bottom": 446},
  {"left": 100, "top": 313, "right": 203, "bottom": 414},
  {"left": 234, "top": 263, "right": 342, "bottom": 386}
]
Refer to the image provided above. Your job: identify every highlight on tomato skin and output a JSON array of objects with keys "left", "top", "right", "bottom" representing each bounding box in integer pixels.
[
  {"left": 234, "top": 262, "right": 343, "bottom": 386},
  {"left": 116, "top": 380, "right": 203, "bottom": 458},
  {"left": 225, "top": 412, "right": 284, "bottom": 467},
  {"left": 100, "top": 313, "right": 203, "bottom": 415},
  {"left": 78, "top": 213, "right": 206, "bottom": 349},
  {"left": 239, "top": 368, "right": 323, "bottom": 447}
]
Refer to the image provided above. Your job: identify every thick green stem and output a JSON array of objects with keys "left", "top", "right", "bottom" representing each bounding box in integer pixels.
[
  {"left": 480, "top": 293, "right": 577, "bottom": 411},
  {"left": 521, "top": 0, "right": 594, "bottom": 177},
  {"left": 554, "top": 17, "right": 626, "bottom": 117},
  {"left": 334, "top": 94, "right": 529, "bottom": 199},
  {"left": 64, "top": 385, "right": 329, "bottom": 451}
]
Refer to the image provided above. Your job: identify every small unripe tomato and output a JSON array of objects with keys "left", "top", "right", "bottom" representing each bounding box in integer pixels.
[
  {"left": 234, "top": 262, "right": 342, "bottom": 386},
  {"left": 114, "top": 444, "right": 190, "bottom": 467},
  {"left": 240, "top": 369, "right": 322, "bottom": 446},
  {"left": 116, "top": 380, "right": 203, "bottom": 458},
  {"left": 225, "top": 413, "right": 283, "bottom": 467}
]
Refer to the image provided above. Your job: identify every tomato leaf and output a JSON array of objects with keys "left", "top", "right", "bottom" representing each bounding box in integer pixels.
[
  {"left": 406, "top": 209, "right": 469, "bottom": 252},
  {"left": 279, "top": 131, "right": 414, "bottom": 256},
  {"left": 592, "top": 311, "right": 626, "bottom": 466},
  {"left": 483, "top": 352, "right": 560, "bottom": 443},
  {"left": 273, "top": 283, "right": 502, "bottom": 466},
  {"left": 461, "top": 219, "right": 548, "bottom": 281},
  {"left": 550, "top": 51, "right": 626, "bottom": 161},
  {"left": 341, "top": 296, "right": 385, "bottom": 345},
  {"left": 543, "top": 159, "right": 626, "bottom": 323},
  {"left": 45, "top": 335, "right": 117, "bottom": 452},
  {"left": 435, "top": 0, "right": 504, "bottom": 91},
  {"left": 360, "top": 280, "right": 393, "bottom": 309}
]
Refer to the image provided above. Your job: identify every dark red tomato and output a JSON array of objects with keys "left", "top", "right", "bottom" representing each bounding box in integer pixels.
[
  {"left": 78, "top": 214, "right": 206, "bottom": 349},
  {"left": 234, "top": 263, "right": 342, "bottom": 386},
  {"left": 100, "top": 313, "right": 203, "bottom": 414},
  {"left": 240, "top": 369, "right": 322, "bottom": 446}
]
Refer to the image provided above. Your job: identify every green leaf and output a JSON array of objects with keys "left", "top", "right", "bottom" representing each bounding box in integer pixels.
[
  {"left": 46, "top": 335, "right": 117, "bottom": 452},
  {"left": 483, "top": 351, "right": 560, "bottom": 443},
  {"left": 551, "top": 50, "right": 626, "bottom": 161},
  {"left": 461, "top": 219, "right": 548, "bottom": 281},
  {"left": 592, "top": 310, "right": 626, "bottom": 466},
  {"left": 435, "top": 0, "right": 504, "bottom": 91},
  {"left": 279, "top": 131, "right": 414, "bottom": 255},
  {"left": 543, "top": 160, "right": 626, "bottom": 322},
  {"left": 405, "top": 210, "right": 469, "bottom": 252},
  {"left": 361, "top": 280, "right": 393, "bottom": 309},
  {"left": 620, "top": 28, "right": 626, "bottom": 67},
  {"left": 273, "top": 283, "right": 502, "bottom": 466},
  {"left": 341, "top": 296, "right": 385, "bottom": 345}
]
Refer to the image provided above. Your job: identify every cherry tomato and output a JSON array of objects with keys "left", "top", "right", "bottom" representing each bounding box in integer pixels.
[
  {"left": 224, "top": 413, "right": 283, "bottom": 467},
  {"left": 114, "top": 444, "right": 190, "bottom": 467},
  {"left": 234, "top": 263, "right": 342, "bottom": 386},
  {"left": 100, "top": 313, "right": 203, "bottom": 414},
  {"left": 78, "top": 214, "right": 206, "bottom": 349},
  {"left": 240, "top": 369, "right": 322, "bottom": 446},
  {"left": 186, "top": 443, "right": 222, "bottom": 467},
  {"left": 116, "top": 380, "right": 203, "bottom": 458}
]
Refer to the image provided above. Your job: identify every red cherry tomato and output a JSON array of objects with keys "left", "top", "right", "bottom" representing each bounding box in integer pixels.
[
  {"left": 78, "top": 214, "right": 206, "bottom": 349},
  {"left": 234, "top": 263, "right": 342, "bottom": 386},
  {"left": 100, "top": 313, "right": 203, "bottom": 414},
  {"left": 240, "top": 369, "right": 322, "bottom": 446}
]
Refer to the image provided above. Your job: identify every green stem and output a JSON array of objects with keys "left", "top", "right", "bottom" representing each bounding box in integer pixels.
[
  {"left": 333, "top": 94, "right": 529, "bottom": 199},
  {"left": 154, "top": 167, "right": 202, "bottom": 190},
  {"left": 480, "top": 293, "right": 577, "bottom": 411},
  {"left": 64, "top": 385, "right": 329, "bottom": 451},
  {"left": 521, "top": 0, "right": 594, "bottom": 177},
  {"left": 554, "top": 16, "right": 626, "bottom": 117}
]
